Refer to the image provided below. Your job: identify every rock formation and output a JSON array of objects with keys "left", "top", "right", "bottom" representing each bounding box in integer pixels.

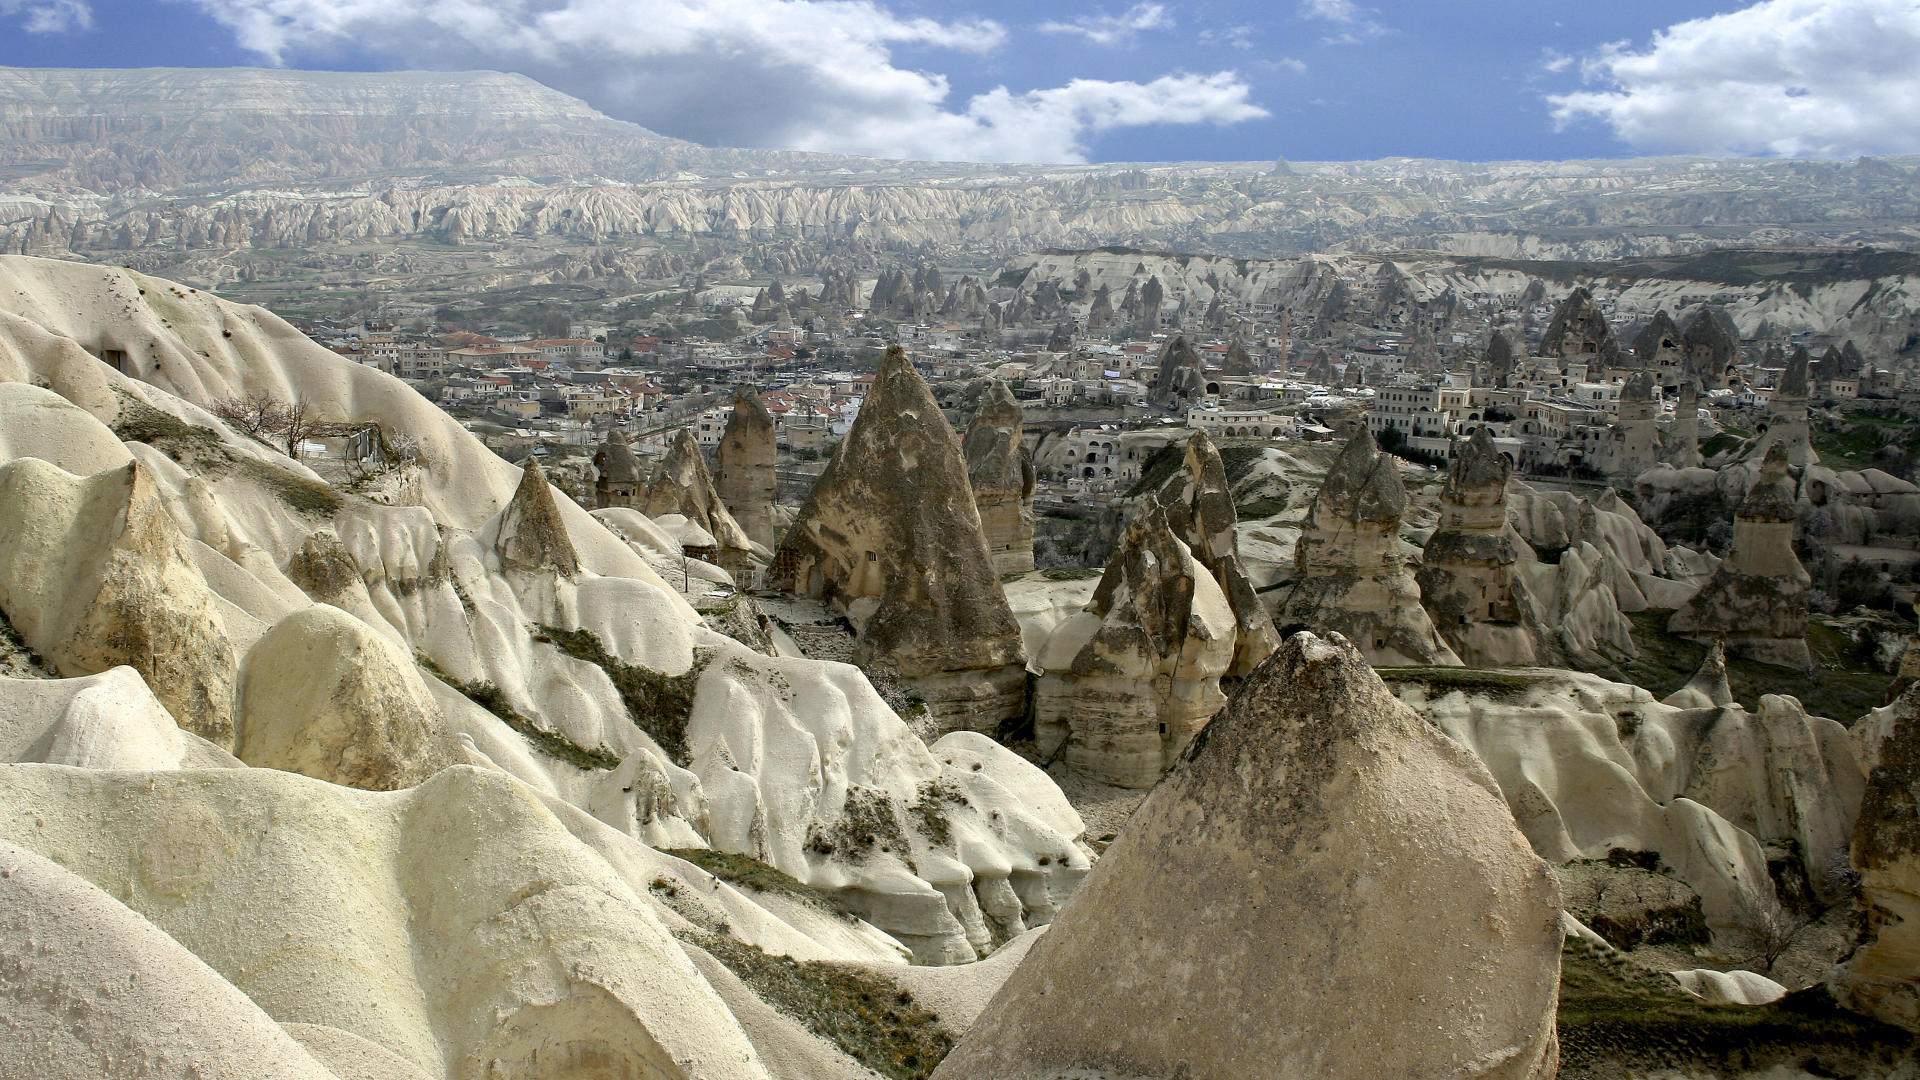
[
  {"left": 1220, "top": 335, "right": 1255, "bottom": 375},
  {"left": 0, "top": 458, "right": 237, "bottom": 744},
  {"left": 1632, "top": 310, "right": 1682, "bottom": 368},
  {"left": 641, "top": 428, "right": 756, "bottom": 581},
  {"left": 1485, "top": 330, "right": 1519, "bottom": 387},
  {"left": 1417, "top": 428, "right": 1541, "bottom": 666},
  {"left": 1833, "top": 681, "right": 1920, "bottom": 1031},
  {"left": 592, "top": 433, "right": 644, "bottom": 509},
  {"left": 1032, "top": 505, "right": 1236, "bottom": 788},
  {"left": 1669, "top": 444, "right": 1812, "bottom": 671},
  {"left": 1667, "top": 380, "right": 1704, "bottom": 467},
  {"left": 1608, "top": 369, "right": 1661, "bottom": 477},
  {"left": 1539, "top": 286, "right": 1622, "bottom": 373},
  {"left": 1146, "top": 334, "right": 1207, "bottom": 409},
  {"left": 233, "top": 603, "right": 455, "bottom": 791},
  {"left": 1681, "top": 309, "right": 1739, "bottom": 389},
  {"left": 961, "top": 379, "right": 1036, "bottom": 576},
  {"left": 769, "top": 346, "right": 1028, "bottom": 733},
  {"left": 1755, "top": 346, "right": 1815, "bottom": 467},
  {"left": 936, "top": 632, "right": 1563, "bottom": 1080},
  {"left": 1276, "top": 431, "right": 1461, "bottom": 665},
  {"left": 715, "top": 386, "right": 777, "bottom": 552},
  {"left": 493, "top": 456, "right": 582, "bottom": 576},
  {"left": 1140, "top": 431, "right": 1280, "bottom": 674}
]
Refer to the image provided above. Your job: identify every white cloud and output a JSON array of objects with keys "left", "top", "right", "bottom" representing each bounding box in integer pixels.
[
  {"left": 1538, "top": 49, "right": 1573, "bottom": 75},
  {"left": 174, "top": 0, "right": 1265, "bottom": 162},
  {"left": 1298, "top": 0, "right": 1384, "bottom": 43},
  {"left": 1198, "top": 24, "right": 1257, "bottom": 50},
  {"left": 1547, "top": 0, "right": 1920, "bottom": 157},
  {"left": 1039, "top": 3, "right": 1172, "bottom": 47},
  {"left": 0, "top": 0, "right": 91, "bottom": 32}
]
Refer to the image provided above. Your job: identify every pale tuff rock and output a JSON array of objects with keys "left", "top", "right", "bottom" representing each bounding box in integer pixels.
[
  {"left": 0, "top": 765, "right": 772, "bottom": 1080},
  {"left": 1417, "top": 428, "right": 1542, "bottom": 666},
  {"left": 1632, "top": 310, "right": 1683, "bottom": 368},
  {"left": 642, "top": 428, "right": 756, "bottom": 580},
  {"left": 1834, "top": 682, "right": 1920, "bottom": 1031},
  {"left": 1484, "top": 330, "right": 1519, "bottom": 387},
  {"left": 936, "top": 633, "right": 1562, "bottom": 1080},
  {"left": 1667, "top": 380, "right": 1704, "bottom": 468},
  {"left": 1607, "top": 369, "right": 1661, "bottom": 477},
  {"left": 1671, "top": 968, "right": 1788, "bottom": 1005},
  {"left": 1669, "top": 444, "right": 1813, "bottom": 671},
  {"left": 961, "top": 379, "right": 1036, "bottom": 576},
  {"left": 1146, "top": 333, "right": 1208, "bottom": 409},
  {"left": 1031, "top": 505, "right": 1236, "bottom": 789},
  {"left": 1276, "top": 430, "right": 1461, "bottom": 665},
  {"left": 0, "top": 457, "right": 237, "bottom": 744},
  {"left": 1664, "top": 640, "right": 1735, "bottom": 709},
  {"left": 715, "top": 386, "right": 778, "bottom": 552},
  {"left": 1753, "top": 346, "right": 1816, "bottom": 467},
  {"left": 234, "top": 604, "right": 456, "bottom": 791},
  {"left": 493, "top": 457, "right": 581, "bottom": 576},
  {"left": 591, "top": 433, "right": 644, "bottom": 510},
  {"left": 1398, "top": 667, "right": 1862, "bottom": 939},
  {"left": 0, "top": 666, "right": 240, "bottom": 770},
  {"left": 0, "top": 840, "right": 345, "bottom": 1080},
  {"left": 0, "top": 256, "right": 1087, "bottom": 977},
  {"left": 1140, "top": 431, "right": 1280, "bottom": 674},
  {"left": 768, "top": 346, "right": 1027, "bottom": 734},
  {"left": 1539, "top": 285, "right": 1621, "bottom": 372},
  {"left": 1680, "top": 309, "right": 1740, "bottom": 389}
]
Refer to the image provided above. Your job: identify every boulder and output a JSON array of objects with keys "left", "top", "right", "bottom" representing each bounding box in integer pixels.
[
  {"left": 934, "top": 633, "right": 1562, "bottom": 1080},
  {"left": 234, "top": 604, "right": 456, "bottom": 791}
]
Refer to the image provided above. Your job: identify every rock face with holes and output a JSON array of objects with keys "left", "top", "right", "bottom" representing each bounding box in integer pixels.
[
  {"left": 641, "top": 428, "right": 755, "bottom": 581},
  {"left": 1418, "top": 428, "right": 1542, "bottom": 667},
  {"left": 715, "top": 386, "right": 777, "bottom": 553},
  {"left": 1833, "top": 681, "right": 1920, "bottom": 1032},
  {"left": 1147, "top": 334, "right": 1208, "bottom": 410},
  {"left": 769, "top": 346, "right": 1027, "bottom": 734},
  {"left": 1669, "top": 444, "right": 1811, "bottom": 671},
  {"left": 1031, "top": 504, "right": 1237, "bottom": 789},
  {"left": 936, "top": 632, "right": 1563, "bottom": 1080},
  {"left": 1276, "top": 430, "right": 1461, "bottom": 666},
  {"left": 0, "top": 457, "right": 237, "bottom": 744},
  {"left": 962, "top": 379, "right": 1036, "bottom": 576}
]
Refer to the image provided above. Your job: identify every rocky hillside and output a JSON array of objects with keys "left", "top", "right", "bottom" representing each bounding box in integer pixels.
[
  {"left": 1004, "top": 247, "right": 1920, "bottom": 360},
  {"left": 4, "top": 66, "right": 1920, "bottom": 282}
]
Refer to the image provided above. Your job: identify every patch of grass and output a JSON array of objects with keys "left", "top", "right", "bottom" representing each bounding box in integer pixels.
[
  {"left": 679, "top": 930, "right": 952, "bottom": 1080},
  {"left": 231, "top": 457, "right": 344, "bottom": 517},
  {"left": 1039, "top": 566, "right": 1103, "bottom": 581},
  {"left": 662, "top": 847, "right": 855, "bottom": 918},
  {"left": 908, "top": 778, "right": 967, "bottom": 847},
  {"left": 806, "top": 785, "right": 914, "bottom": 867},
  {"left": 1378, "top": 666, "right": 1539, "bottom": 699},
  {"left": 534, "top": 625, "right": 706, "bottom": 766},
  {"left": 1124, "top": 442, "right": 1185, "bottom": 497},
  {"left": 415, "top": 653, "right": 621, "bottom": 770},
  {"left": 1618, "top": 610, "right": 1891, "bottom": 723},
  {"left": 1557, "top": 941, "right": 1910, "bottom": 1077},
  {"left": 1235, "top": 496, "right": 1288, "bottom": 520},
  {"left": 1699, "top": 432, "right": 1744, "bottom": 459},
  {"left": 109, "top": 390, "right": 226, "bottom": 468}
]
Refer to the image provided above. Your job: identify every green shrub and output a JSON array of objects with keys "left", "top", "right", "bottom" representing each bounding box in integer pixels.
[
  {"left": 662, "top": 847, "right": 854, "bottom": 918},
  {"left": 535, "top": 625, "right": 706, "bottom": 766},
  {"left": 415, "top": 653, "right": 621, "bottom": 770}
]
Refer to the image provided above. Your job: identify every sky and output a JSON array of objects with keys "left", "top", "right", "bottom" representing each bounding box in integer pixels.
[{"left": 2, "top": 0, "right": 1917, "bottom": 164}]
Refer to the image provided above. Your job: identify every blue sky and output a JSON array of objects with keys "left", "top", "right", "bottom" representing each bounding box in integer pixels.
[{"left": 2, "top": 0, "right": 1916, "bottom": 163}]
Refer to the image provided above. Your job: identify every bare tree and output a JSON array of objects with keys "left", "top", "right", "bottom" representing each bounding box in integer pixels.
[
  {"left": 1732, "top": 895, "right": 1815, "bottom": 975},
  {"left": 212, "top": 393, "right": 290, "bottom": 439},
  {"left": 280, "top": 398, "right": 317, "bottom": 461}
]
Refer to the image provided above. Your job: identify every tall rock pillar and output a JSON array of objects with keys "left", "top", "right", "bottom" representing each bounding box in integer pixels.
[
  {"left": 715, "top": 386, "right": 777, "bottom": 552},
  {"left": 961, "top": 379, "right": 1036, "bottom": 576}
]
